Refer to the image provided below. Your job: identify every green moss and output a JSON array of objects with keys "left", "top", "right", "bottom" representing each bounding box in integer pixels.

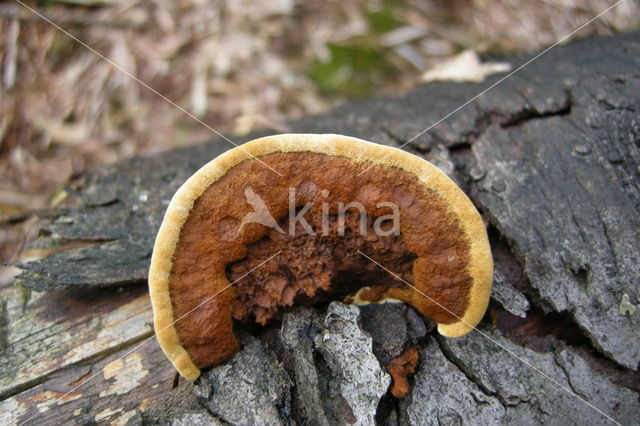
[
  {"left": 366, "top": 2, "right": 402, "bottom": 34},
  {"left": 308, "top": 43, "right": 395, "bottom": 98},
  {"left": 306, "top": 2, "right": 403, "bottom": 98}
]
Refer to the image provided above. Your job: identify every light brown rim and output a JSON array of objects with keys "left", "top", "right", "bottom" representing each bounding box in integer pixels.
[{"left": 148, "top": 133, "right": 493, "bottom": 380}]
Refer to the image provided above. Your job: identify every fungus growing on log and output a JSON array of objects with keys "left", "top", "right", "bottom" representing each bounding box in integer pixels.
[
  {"left": 388, "top": 346, "right": 420, "bottom": 398},
  {"left": 149, "top": 134, "right": 493, "bottom": 380}
]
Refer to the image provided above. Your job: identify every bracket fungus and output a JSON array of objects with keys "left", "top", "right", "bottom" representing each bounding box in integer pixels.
[{"left": 149, "top": 134, "right": 492, "bottom": 380}]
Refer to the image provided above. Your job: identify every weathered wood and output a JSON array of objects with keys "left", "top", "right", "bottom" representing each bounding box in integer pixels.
[
  {"left": 0, "top": 283, "right": 155, "bottom": 399},
  {"left": 17, "top": 30, "right": 640, "bottom": 371},
  {"left": 0, "top": 281, "right": 176, "bottom": 424},
  {"left": 0, "top": 330, "right": 175, "bottom": 425},
  {"left": 4, "top": 31, "right": 640, "bottom": 424}
]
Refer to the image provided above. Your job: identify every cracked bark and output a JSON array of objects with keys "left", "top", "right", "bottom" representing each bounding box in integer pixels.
[
  {"left": 434, "top": 335, "right": 508, "bottom": 409},
  {"left": 4, "top": 32, "right": 640, "bottom": 424}
]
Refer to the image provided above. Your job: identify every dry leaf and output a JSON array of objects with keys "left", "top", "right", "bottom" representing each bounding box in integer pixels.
[{"left": 422, "top": 49, "right": 511, "bottom": 83}]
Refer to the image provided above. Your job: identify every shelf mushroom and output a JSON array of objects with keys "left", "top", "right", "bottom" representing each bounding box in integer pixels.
[{"left": 149, "top": 134, "right": 493, "bottom": 380}]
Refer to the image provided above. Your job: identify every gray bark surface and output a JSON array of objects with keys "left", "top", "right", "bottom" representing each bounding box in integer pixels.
[
  {"left": 5, "top": 32, "right": 639, "bottom": 425},
  {"left": 134, "top": 302, "right": 638, "bottom": 425}
]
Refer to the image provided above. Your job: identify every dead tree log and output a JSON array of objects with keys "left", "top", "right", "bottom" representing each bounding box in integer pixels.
[{"left": 3, "top": 31, "right": 639, "bottom": 425}]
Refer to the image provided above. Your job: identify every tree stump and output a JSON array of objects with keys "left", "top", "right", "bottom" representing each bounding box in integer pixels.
[{"left": 2, "top": 31, "right": 639, "bottom": 425}]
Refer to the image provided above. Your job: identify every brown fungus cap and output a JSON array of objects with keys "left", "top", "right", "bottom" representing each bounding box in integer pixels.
[{"left": 149, "top": 134, "right": 493, "bottom": 380}]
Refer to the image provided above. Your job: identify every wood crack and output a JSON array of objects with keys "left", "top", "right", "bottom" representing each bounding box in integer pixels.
[
  {"left": 0, "top": 330, "right": 154, "bottom": 401},
  {"left": 434, "top": 335, "right": 512, "bottom": 409}
]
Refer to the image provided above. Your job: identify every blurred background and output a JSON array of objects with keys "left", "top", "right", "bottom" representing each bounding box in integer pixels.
[{"left": 1, "top": 0, "right": 639, "bottom": 282}]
